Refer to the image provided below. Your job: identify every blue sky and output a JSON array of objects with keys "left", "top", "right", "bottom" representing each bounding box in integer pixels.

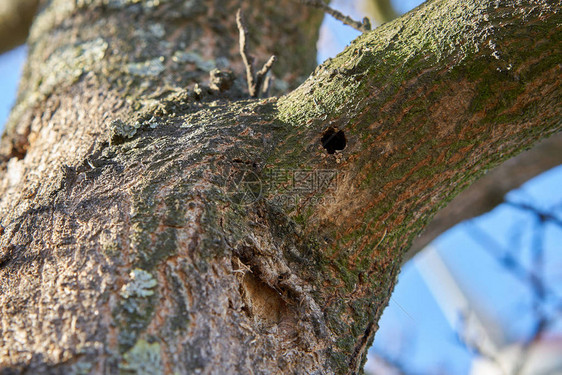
[
  {"left": 0, "top": 45, "right": 26, "bottom": 128},
  {"left": 0, "top": 1, "right": 560, "bottom": 374}
]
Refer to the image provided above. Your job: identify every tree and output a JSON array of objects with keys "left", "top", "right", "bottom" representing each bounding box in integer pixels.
[{"left": 0, "top": 0, "right": 559, "bottom": 373}]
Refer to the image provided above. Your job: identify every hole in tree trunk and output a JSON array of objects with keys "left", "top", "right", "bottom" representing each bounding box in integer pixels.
[
  {"left": 321, "top": 128, "right": 346, "bottom": 154},
  {"left": 240, "top": 272, "right": 288, "bottom": 325}
]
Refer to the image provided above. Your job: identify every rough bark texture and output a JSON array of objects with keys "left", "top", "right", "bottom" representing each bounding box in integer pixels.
[{"left": 0, "top": 0, "right": 560, "bottom": 374}]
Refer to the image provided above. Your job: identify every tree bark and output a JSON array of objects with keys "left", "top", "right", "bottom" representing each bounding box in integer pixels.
[{"left": 0, "top": 0, "right": 560, "bottom": 374}]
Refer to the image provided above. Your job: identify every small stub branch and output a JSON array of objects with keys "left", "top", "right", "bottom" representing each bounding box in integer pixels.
[
  {"left": 297, "top": 0, "right": 371, "bottom": 32},
  {"left": 236, "top": 9, "right": 277, "bottom": 98}
]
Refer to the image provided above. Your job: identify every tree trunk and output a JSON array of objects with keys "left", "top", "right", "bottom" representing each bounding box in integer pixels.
[{"left": 0, "top": 0, "right": 559, "bottom": 374}]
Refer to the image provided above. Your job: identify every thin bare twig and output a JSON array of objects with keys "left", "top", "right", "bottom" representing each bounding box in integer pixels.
[
  {"left": 262, "top": 75, "right": 273, "bottom": 97},
  {"left": 297, "top": 0, "right": 371, "bottom": 32},
  {"left": 254, "top": 55, "right": 277, "bottom": 97},
  {"left": 236, "top": 9, "right": 277, "bottom": 98},
  {"left": 236, "top": 9, "right": 256, "bottom": 96}
]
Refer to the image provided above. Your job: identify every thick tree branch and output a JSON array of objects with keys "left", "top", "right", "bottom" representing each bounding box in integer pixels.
[
  {"left": 273, "top": 5, "right": 561, "bottom": 353},
  {"left": 406, "top": 132, "right": 562, "bottom": 261}
]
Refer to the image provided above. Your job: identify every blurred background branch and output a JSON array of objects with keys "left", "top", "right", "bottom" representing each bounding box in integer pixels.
[
  {"left": 362, "top": 0, "right": 399, "bottom": 24},
  {"left": 0, "top": 0, "right": 39, "bottom": 54}
]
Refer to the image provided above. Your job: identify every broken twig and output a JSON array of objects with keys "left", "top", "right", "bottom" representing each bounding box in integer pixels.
[
  {"left": 236, "top": 9, "right": 277, "bottom": 97},
  {"left": 297, "top": 0, "right": 371, "bottom": 33}
]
